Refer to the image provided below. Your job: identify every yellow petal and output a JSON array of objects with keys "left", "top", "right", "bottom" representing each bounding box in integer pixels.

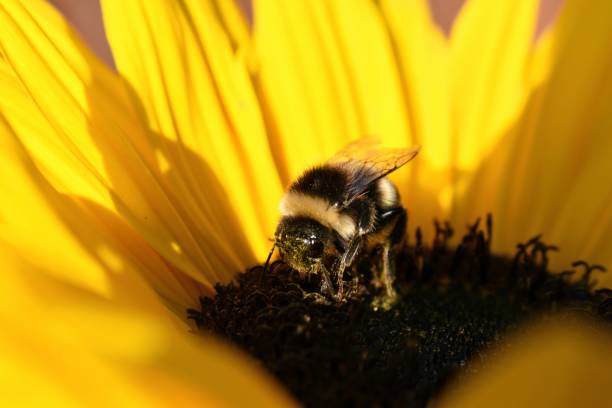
[
  {"left": 101, "top": 0, "right": 282, "bottom": 264},
  {"left": 0, "top": 118, "right": 108, "bottom": 296},
  {"left": 0, "top": 112, "right": 205, "bottom": 313},
  {"left": 514, "top": 0, "right": 612, "bottom": 276},
  {"left": 449, "top": 30, "right": 554, "bottom": 256},
  {"left": 253, "top": 0, "right": 362, "bottom": 182},
  {"left": 437, "top": 319, "right": 612, "bottom": 408},
  {"left": 212, "top": 0, "right": 251, "bottom": 51},
  {"left": 0, "top": 61, "right": 106, "bottom": 210},
  {"left": 0, "top": 116, "right": 295, "bottom": 406},
  {"left": 324, "top": 0, "right": 413, "bottom": 147},
  {"left": 450, "top": 0, "right": 538, "bottom": 174},
  {"left": 0, "top": 5, "right": 115, "bottom": 211},
  {"left": 0, "top": 247, "right": 294, "bottom": 407},
  {"left": 0, "top": 1, "right": 243, "bottom": 290},
  {"left": 456, "top": 0, "right": 612, "bottom": 283},
  {"left": 379, "top": 0, "right": 452, "bottom": 236},
  {"left": 0, "top": 21, "right": 206, "bottom": 309}
]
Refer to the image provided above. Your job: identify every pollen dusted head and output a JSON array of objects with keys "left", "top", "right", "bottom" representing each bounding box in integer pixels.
[{"left": 274, "top": 216, "right": 332, "bottom": 274}]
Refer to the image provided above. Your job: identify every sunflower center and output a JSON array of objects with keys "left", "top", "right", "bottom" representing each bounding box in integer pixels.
[{"left": 188, "top": 216, "right": 611, "bottom": 407}]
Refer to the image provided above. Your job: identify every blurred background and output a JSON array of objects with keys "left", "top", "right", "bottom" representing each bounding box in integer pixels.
[{"left": 51, "top": 0, "right": 563, "bottom": 68}]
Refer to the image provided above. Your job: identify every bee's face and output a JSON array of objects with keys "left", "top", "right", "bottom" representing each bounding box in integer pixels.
[{"left": 275, "top": 217, "right": 329, "bottom": 274}]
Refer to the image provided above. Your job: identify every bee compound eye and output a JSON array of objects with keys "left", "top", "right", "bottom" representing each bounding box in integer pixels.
[{"left": 309, "top": 240, "right": 325, "bottom": 258}]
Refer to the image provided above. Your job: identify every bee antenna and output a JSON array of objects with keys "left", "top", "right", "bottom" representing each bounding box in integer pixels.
[{"left": 263, "top": 242, "right": 276, "bottom": 273}]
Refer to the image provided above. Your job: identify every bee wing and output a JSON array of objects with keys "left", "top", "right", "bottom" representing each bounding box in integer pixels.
[
  {"left": 327, "top": 137, "right": 382, "bottom": 163},
  {"left": 328, "top": 139, "right": 421, "bottom": 207}
]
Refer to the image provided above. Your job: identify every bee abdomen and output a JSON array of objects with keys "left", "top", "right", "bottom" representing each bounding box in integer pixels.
[{"left": 376, "top": 178, "right": 400, "bottom": 210}]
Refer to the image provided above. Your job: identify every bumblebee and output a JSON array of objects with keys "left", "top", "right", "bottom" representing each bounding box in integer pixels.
[{"left": 267, "top": 139, "right": 420, "bottom": 303}]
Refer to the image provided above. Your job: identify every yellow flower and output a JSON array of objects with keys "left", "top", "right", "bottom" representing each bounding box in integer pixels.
[{"left": 0, "top": 0, "right": 610, "bottom": 406}]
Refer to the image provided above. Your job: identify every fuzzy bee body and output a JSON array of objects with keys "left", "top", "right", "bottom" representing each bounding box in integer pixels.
[{"left": 272, "top": 140, "right": 420, "bottom": 302}]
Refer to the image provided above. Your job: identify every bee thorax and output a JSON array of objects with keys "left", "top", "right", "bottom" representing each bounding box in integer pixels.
[{"left": 280, "top": 191, "right": 356, "bottom": 240}]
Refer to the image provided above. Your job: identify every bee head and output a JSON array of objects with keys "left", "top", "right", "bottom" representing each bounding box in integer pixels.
[{"left": 275, "top": 216, "right": 330, "bottom": 273}]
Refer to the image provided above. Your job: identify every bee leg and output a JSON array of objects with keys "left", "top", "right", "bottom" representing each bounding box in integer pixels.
[
  {"left": 345, "top": 276, "right": 360, "bottom": 298},
  {"left": 381, "top": 241, "right": 397, "bottom": 300},
  {"left": 319, "top": 262, "right": 336, "bottom": 298},
  {"left": 335, "top": 238, "right": 361, "bottom": 301},
  {"left": 372, "top": 207, "right": 406, "bottom": 310},
  {"left": 371, "top": 243, "right": 399, "bottom": 311}
]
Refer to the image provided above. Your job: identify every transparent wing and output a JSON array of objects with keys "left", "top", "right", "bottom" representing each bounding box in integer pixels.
[
  {"left": 327, "top": 137, "right": 382, "bottom": 163},
  {"left": 328, "top": 138, "right": 421, "bottom": 207}
]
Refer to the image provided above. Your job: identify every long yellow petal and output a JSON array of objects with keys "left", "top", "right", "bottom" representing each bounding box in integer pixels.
[
  {"left": 0, "top": 245, "right": 294, "bottom": 408},
  {"left": 0, "top": 62, "right": 110, "bottom": 215},
  {"left": 513, "top": 0, "right": 612, "bottom": 278},
  {"left": 379, "top": 0, "right": 452, "bottom": 237},
  {"left": 0, "top": 113, "right": 205, "bottom": 314},
  {"left": 449, "top": 0, "right": 538, "bottom": 216},
  {"left": 0, "top": 1, "right": 243, "bottom": 290},
  {"left": 101, "top": 0, "right": 282, "bottom": 264},
  {"left": 457, "top": 0, "right": 612, "bottom": 283},
  {"left": 324, "top": 0, "right": 413, "bottom": 146},
  {"left": 0, "top": 119, "right": 107, "bottom": 296},
  {"left": 0, "top": 116, "right": 295, "bottom": 407},
  {"left": 438, "top": 320, "right": 612, "bottom": 407},
  {"left": 253, "top": 0, "right": 362, "bottom": 182}
]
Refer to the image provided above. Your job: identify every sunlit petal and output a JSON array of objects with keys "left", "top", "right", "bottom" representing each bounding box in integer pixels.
[
  {"left": 0, "top": 1, "right": 247, "bottom": 292},
  {"left": 323, "top": 0, "right": 413, "bottom": 147},
  {"left": 0, "top": 116, "right": 109, "bottom": 295},
  {"left": 0, "top": 115, "right": 295, "bottom": 407},
  {"left": 455, "top": 0, "right": 612, "bottom": 285},
  {"left": 101, "top": 0, "right": 281, "bottom": 264},
  {"left": 379, "top": 0, "right": 452, "bottom": 234},
  {"left": 0, "top": 112, "right": 206, "bottom": 312},
  {"left": 0, "top": 244, "right": 294, "bottom": 408},
  {"left": 450, "top": 0, "right": 538, "bottom": 174},
  {"left": 253, "top": 0, "right": 361, "bottom": 181},
  {"left": 513, "top": 0, "right": 612, "bottom": 280}
]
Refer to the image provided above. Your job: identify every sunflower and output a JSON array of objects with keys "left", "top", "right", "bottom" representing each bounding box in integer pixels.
[{"left": 0, "top": 0, "right": 611, "bottom": 406}]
